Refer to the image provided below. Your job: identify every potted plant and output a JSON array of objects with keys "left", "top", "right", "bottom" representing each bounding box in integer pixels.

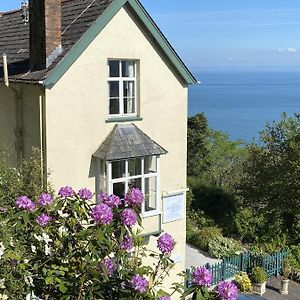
[
  {"left": 280, "top": 259, "right": 291, "bottom": 295},
  {"left": 251, "top": 266, "right": 267, "bottom": 296}
]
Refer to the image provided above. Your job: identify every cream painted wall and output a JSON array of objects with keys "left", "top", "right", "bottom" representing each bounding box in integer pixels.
[
  {"left": 22, "top": 85, "right": 42, "bottom": 159},
  {"left": 45, "top": 6, "right": 188, "bottom": 297},
  {"left": 0, "top": 83, "right": 41, "bottom": 164},
  {"left": 0, "top": 83, "right": 17, "bottom": 163}
]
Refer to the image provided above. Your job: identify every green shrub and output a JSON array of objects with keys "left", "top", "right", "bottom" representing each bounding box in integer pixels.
[
  {"left": 194, "top": 227, "right": 222, "bottom": 251},
  {"left": 233, "top": 208, "right": 265, "bottom": 243},
  {"left": 187, "top": 209, "right": 215, "bottom": 230},
  {"left": 0, "top": 149, "right": 48, "bottom": 209},
  {"left": 289, "top": 245, "right": 300, "bottom": 272},
  {"left": 234, "top": 272, "right": 253, "bottom": 292},
  {"left": 251, "top": 267, "right": 267, "bottom": 284},
  {"left": 208, "top": 236, "right": 243, "bottom": 259}
]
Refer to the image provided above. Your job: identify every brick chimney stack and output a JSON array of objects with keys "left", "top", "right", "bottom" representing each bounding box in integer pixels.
[{"left": 29, "top": 0, "right": 62, "bottom": 71}]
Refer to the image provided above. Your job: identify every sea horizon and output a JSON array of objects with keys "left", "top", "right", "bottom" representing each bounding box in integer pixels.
[{"left": 188, "top": 67, "right": 300, "bottom": 143}]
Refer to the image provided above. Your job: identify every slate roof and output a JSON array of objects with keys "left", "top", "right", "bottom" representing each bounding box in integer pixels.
[
  {"left": 93, "top": 124, "right": 168, "bottom": 161},
  {"left": 0, "top": 0, "right": 113, "bottom": 82}
]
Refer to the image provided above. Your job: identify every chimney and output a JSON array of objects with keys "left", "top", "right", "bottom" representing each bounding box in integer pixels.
[{"left": 29, "top": 0, "right": 62, "bottom": 70}]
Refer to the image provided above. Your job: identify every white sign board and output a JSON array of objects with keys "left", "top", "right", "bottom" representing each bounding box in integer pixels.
[{"left": 163, "top": 193, "right": 184, "bottom": 223}]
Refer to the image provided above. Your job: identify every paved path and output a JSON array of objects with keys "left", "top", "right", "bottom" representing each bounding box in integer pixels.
[{"left": 185, "top": 243, "right": 221, "bottom": 269}]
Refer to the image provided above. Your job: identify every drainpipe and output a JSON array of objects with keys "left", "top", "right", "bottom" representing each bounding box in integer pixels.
[
  {"left": 2, "top": 54, "right": 9, "bottom": 87},
  {"left": 11, "top": 85, "right": 24, "bottom": 165},
  {"left": 39, "top": 87, "right": 47, "bottom": 188},
  {"left": 2, "top": 53, "right": 24, "bottom": 164}
]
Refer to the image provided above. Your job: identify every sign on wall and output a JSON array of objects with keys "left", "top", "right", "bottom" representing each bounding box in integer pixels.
[{"left": 162, "top": 193, "right": 184, "bottom": 223}]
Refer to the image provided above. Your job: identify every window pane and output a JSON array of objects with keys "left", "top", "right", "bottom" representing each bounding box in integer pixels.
[
  {"left": 128, "top": 158, "right": 142, "bottom": 177},
  {"left": 144, "top": 156, "right": 157, "bottom": 174},
  {"left": 109, "top": 99, "right": 119, "bottom": 115},
  {"left": 123, "top": 81, "right": 135, "bottom": 97},
  {"left": 145, "top": 177, "right": 157, "bottom": 211},
  {"left": 112, "top": 160, "right": 126, "bottom": 179},
  {"left": 124, "top": 98, "right": 135, "bottom": 114},
  {"left": 109, "top": 61, "right": 119, "bottom": 77},
  {"left": 122, "top": 61, "right": 135, "bottom": 77},
  {"left": 113, "top": 182, "right": 125, "bottom": 198},
  {"left": 109, "top": 81, "right": 119, "bottom": 98},
  {"left": 128, "top": 178, "right": 141, "bottom": 190}
]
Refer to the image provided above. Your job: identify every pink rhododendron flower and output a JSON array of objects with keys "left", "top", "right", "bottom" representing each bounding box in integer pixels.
[
  {"left": 120, "top": 209, "right": 137, "bottom": 227},
  {"left": 78, "top": 188, "right": 93, "bottom": 200},
  {"left": 16, "top": 196, "right": 35, "bottom": 212},
  {"left": 131, "top": 274, "right": 148, "bottom": 293},
  {"left": 157, "top": 233, "right": 175, "bottom": 254},
  {"left": 192, "top": 267, "right": 212, "bottom": 287},
  {"left": 91, "top": 204, "right": 113, "bottom": 225}
]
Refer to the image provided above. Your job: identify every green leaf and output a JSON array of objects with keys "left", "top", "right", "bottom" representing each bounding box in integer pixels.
[
  {"left": 45, "top": 277, "right": 54, "bottom": 285},
  {"left": 58, "top": 283, "right": 68, "bottom": 293}
]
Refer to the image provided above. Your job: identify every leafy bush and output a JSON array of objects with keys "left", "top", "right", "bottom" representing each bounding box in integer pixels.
[
  {"left": 251, "top": 267, "right": 267, "bottom": 284},
  {"left": 190, "top": 184, "right": 238, "bottom": 233},
  {"left": 208, "top": 236, "right": 243, "bottom": 259},
  {"left": 234, "top": 272, "right": 253, "bottom": 292},
  {"left": 0, "top": 149, "right": 48, "bottom": 209},
  {"left": 0, "top": 188, "right": 180, "bottom": 299},
  {"left": 194, "top": 227, "right": 222, "bottom": 251},
  {"left": 234, "top": 208, "right": 265, "bottom": 243},
  {"left": 248, "top": 236, "right": 288, "bottom": 255},
  {"left": 289, "top": 245, "right": 300, "bottom": 272}
]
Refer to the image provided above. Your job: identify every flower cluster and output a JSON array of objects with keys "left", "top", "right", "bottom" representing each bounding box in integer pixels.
[
  {"left": 16, "top": 196, "right": 35, "bottom": 212},
  {"left": 124, "top": 188, "right": 144, "bottom": 206},
  {"left": 102, "top": 257, "right": 115, "bottom": 276},
  {"left": 91, "top": 204, "right": 113, "bottom": 225},
  {"left": 131, "top": 275, "right": 148, "bottom": 293},
  {"left": 78, "top": 188, "right": 93, "bottom": 200},
  {"left": 120, "top": 209, "right": 137, "bottom": 227},
  {"left": 216, "top": 281, "right": 238, "bottom": 300},
  {"left": 192, "top": 266, "right": 212, "bottom": 287},
  {"left": 37, "top": 194, "right": 53, "bottom": 207},
  {"left": 157, "top": 233, "right": 175, "bottom": 254},
  {"left": 121, "top": 234, "right": 134, "bottom": 252},
  {"left": 36, "top": 213, "right": 52, "bottom": 227},
  {"left": 99, "top": 193, "right": 121, "bottom": 208},
  {"left": 58, "top": 186, "right": 74, "bottom": 198}
]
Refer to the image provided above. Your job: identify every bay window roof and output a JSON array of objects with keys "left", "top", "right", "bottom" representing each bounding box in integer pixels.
[{"left": 93, "top": 124, "right": 167, "bottom": 161}]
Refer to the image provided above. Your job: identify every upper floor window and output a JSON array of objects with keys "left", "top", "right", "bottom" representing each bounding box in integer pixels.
[{"left": 108, "top": 60, "right": 137, "bottom": 117}]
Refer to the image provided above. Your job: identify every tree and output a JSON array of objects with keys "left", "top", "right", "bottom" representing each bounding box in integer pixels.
[
  {"left": 187, "top": 113, "right": 210, "bottom": 176},
  {"left": 238, "top": 113, "right": 300, "bottom": 243}
]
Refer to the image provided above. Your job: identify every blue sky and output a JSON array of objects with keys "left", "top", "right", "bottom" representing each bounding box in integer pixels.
[{"left": 2, "top": 0, "right": 300, "bottom": 69}]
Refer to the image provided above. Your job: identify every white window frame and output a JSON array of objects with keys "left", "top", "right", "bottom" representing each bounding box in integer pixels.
[
  {"left": 107, "top": 156, "right": 160, "bottom": 218},
  {"left": 108, "top": 60, "right": 137, "bottom": 118}
]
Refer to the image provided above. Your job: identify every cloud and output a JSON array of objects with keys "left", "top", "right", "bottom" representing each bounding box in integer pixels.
[{"left": 276, "top": 48, "right": 297, "bottom": 53}]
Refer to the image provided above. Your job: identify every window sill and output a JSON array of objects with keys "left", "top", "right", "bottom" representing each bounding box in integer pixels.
[
  {"left": 140, "top": 230, "right": 163, "bottom": 238},
  {"left": 106, "top": 116, "right": 143, "bottom": 123}
]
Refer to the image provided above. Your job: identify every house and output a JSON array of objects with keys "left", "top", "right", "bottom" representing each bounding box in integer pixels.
[{"left": 0, "top": 0, "right": 197, "bottom": 295}]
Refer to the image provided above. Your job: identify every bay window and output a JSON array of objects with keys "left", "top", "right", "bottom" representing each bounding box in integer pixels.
[{"left": 107, "top": 156, "right": 160, "bottom": 217}]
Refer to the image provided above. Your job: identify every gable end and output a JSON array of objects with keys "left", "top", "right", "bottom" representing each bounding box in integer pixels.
[{"left": 43, "top": 0, "right": 197, "bottom": 88}]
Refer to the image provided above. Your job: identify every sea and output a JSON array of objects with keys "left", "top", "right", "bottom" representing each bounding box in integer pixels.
[{"left": 188, "top": 68, "right": 300, "bottom": 142}]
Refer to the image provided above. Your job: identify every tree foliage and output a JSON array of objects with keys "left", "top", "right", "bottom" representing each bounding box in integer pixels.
[{"left": 238, "top": 113, "right": 300, "bottom": 244}]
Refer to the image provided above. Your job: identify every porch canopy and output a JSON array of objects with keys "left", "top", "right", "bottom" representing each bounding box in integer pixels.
[{"left": 93, "top": 124, "right": 167, "bottom": 161}]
